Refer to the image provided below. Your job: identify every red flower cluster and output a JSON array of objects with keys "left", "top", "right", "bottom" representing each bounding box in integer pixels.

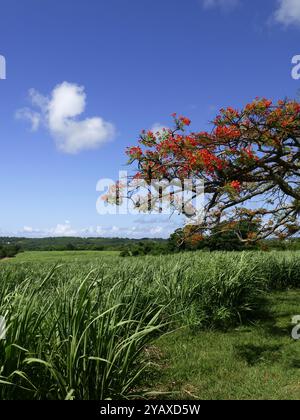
[
  {"left": 171, "top": 113, "right": 191, "bottom": 127},
  {"left": 215, "top": 125, "right": 241, "bottom": 140},
  {"left": 127, "top": 146, "right": 143, "bottom": 159},
  {"left": 230, "top": 180, "right": 241, "bottom": 192},
  {"left": 198, "top": 149, "right": 225, "bottom": 172},
  {"left": 245, "top": 98, "right": 272, "bottom": 112},
  {"left": 225, "top": 107, "right": 240, "bottom": 117},
  {"left": 125, "top": 98, "right": 300, "bottom": 198},
  {"left": 179, "top": 116, "right": 191, "bottom": 126}
]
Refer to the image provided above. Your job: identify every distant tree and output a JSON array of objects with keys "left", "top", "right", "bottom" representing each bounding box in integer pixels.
[
  {"left": 92, "top": 245, "right": 104, "bottom": 251},
  {"left": 0, "top": 244, "right": 21, "bottom": 259},
  {"left": 0, "top": 247, "right": 6, "bottom": 259},
  {"left": 120, "top": 241, "right": 168, "bottom": 257},
  {"left": 120, "top": 249, "right": 131, "bottom": 257},
  {"left": 66, "top": 243, "right": 76, "bottom": 251},
  {"left": 168, "top": 217, "right": 260, "bottom": 252},
  {"left": 205, "top": 218, "right": 260, "bottom": 251}
]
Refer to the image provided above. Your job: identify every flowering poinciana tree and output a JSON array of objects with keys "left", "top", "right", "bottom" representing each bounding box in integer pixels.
[{"left": 110, "top": 98, "right": 300, "bottom": 242}]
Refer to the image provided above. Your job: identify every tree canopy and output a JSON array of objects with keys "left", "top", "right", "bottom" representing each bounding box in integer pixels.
[{"left": 121, "top": 98, "right": 300, "bottom": 242}]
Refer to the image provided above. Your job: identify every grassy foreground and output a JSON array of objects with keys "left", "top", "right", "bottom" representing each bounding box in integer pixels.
[
  {"left": 147, "top": 290, "right": 300, "bottom": 400},
  {"left": 0, "top": 250, "right": 299, "bottom": 399}
]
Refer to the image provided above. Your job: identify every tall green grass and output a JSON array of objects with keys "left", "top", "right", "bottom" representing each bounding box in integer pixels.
[
  {"left": 0, "top": 250, "right": 299, "bottom": 399},
  {"left": 0, "top": 266, "right": 166, "bottom": 399}
]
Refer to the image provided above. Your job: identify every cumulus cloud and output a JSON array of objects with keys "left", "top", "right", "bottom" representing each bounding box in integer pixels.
[
  {"left": 21, "top": 222, "right": 76, "bottom": 237},
  {"left": 149, "top": 226, "right": 163, "bottom": 235},
  {"left": 22, "top": 226, "right": 35, "bottom": 233},
  {"left": 18, "top": 221, "right": 176, "bottom": 239},
  {"left": 51, "top": 222, "right": 77, "bottom": 236},
  {"left": 201, "top": 0, "right": 239, "bottom": 10},
  {"left": 274, "top": 0, "right": 300, "bottom": 26},
  {"left": 17, "top": 82, "right": 116, "bottom": 154}
]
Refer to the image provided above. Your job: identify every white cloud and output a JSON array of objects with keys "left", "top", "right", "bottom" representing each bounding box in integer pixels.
[
  {"left": 151, "top": 123, "right": 169, "bottom": 134},
  {"left": 17, "top": 82, "right": 116, "bottom": 154},
  {"left": 201, "top": 0, "right": 239, "bottom": 10},
  {"left": 16, "top": 108, "right": 41, "bottom": 131},
  {"left": 28, "top": 88, "right": 49, "bottom": 110},
  {"left": 149, "top": 226, "right": 163, "bottom": 235},
  {"left": 22, "top": 226, "right": 34, "bottom": 233},
  {"left": 20, "top": 222, "right": 76, "bottom": 236},
  {"left": 274, "top": 0, "right": 300, "bottom": 26},
  {"left": 51, "top": 222, "right": 77, "bottom": 236},
  {"left": 17, "top": 221, "right": 177, "bottom": 239}
]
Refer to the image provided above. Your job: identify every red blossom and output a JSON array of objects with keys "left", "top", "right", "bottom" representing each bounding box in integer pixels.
[
  {"left": 215, "top": 125, "right": 241, "bottom": 139},
  {"left": 127, "top": 146, "right": 143, "bottom": 158},
  {"left": 179, "top": 116, "right": 191, "bottom": 126},
  {"left": 230, "top": 180, "right": 241, "bottom": 192}
]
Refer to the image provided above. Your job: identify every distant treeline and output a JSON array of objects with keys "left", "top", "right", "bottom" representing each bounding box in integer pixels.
[
  {"left": 120, "top": 235, "right": 300, "bottom": 257},
  {"left": 0, "top": 237, "right": 166, "bottom": 252},
  {"left": 0, "top": 234, "right": 299, "bottom": 258}
]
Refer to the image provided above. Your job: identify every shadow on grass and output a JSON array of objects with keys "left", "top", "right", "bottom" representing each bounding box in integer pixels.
[
  {"left": 289, "top": 359, "right": 300, "bottom": 368},
  {"left": 233, "top": 292, "right": 300, "bottom": 366},
  {"left": 263, "top": 323, "right": 290, "bottom": 338},
  {"left": 247, "top": 293, "right": 294, "bottom": 338},
  {"left": 234, "top": 343, "right": 283, "bottom": 366}
]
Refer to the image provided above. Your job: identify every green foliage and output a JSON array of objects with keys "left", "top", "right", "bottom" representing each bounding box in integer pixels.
[
  {"left": 120, "top": 241, "right": 168, "bottom": 257},
  {"left": 0, "top": 250, "right": 299, "bottom": 399},
  {"left": 0, "top": 264, "right": 166, "bottom": 399},
  {"left": 262, "top": 237, "right": 300, "bottom": 251},
  {"left": 0, "top": 237, "right": 167, "bottom": 253},
  {"left": 1, "top": 235, "right": 299, "bottom": 257},
  {"left": 168, "top": 223, "right": 300, "bottom": 255},
  {"left": 205, "top": 219, "right": 260, "bottom": 251},
  {"left": 0, "top": 244, "right": 21, "bottom": 259}
]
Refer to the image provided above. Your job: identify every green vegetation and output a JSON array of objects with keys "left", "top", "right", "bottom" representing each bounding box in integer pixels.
[
  {"left": 0, "top": 250, "right": 299, "bottom": 399},
  {"left": 3, "top": 250, "right": 119, "bottom": 264},
  {"left": 2, "top": 235, "right": 300, "bottom": 257},
  {"left": 148, "top": 290, "right": 300, "bottom": 400},
  {"left": 1, "top": 235, "right": 300, "bottom": 263},
  {"left": 0, "top": 236, "right": 166, "bottom": 252},
  {"left": 0, "top": 244, "right": 20, "bottom": 260},
  {"left": 168, "top": 219, "right": 260, "bottom": 252}
]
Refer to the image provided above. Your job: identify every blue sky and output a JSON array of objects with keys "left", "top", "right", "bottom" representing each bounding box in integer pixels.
[{"left": 0, "top": 0, "right": 299, "bottom": 238}]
